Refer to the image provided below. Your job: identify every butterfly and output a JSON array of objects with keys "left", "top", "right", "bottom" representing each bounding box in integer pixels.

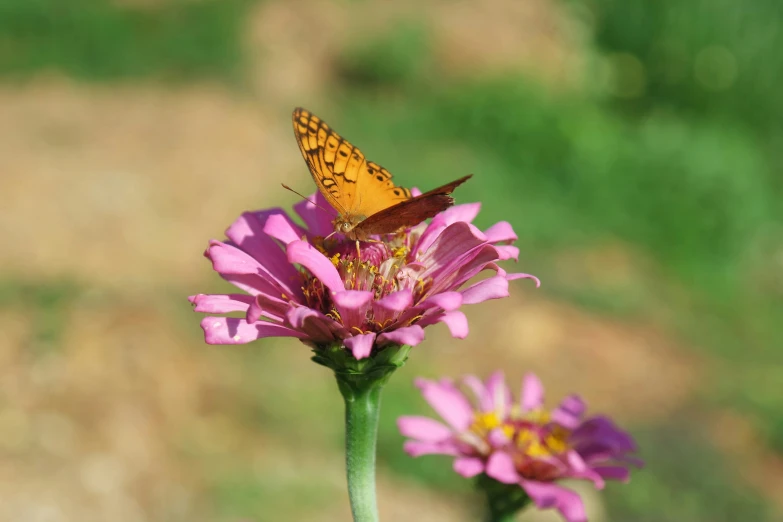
[{"left": 292, "top": 107, "right": 472, "bottom": 241}]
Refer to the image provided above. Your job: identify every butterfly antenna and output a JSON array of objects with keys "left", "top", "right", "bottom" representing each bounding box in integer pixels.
[{"left": 281, "top": 184, "right": 333, "bottom": 214}]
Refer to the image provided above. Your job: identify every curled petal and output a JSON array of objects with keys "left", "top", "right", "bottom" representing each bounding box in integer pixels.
[
  {"left": 286, "top": 240, "right": 344, "bottom": 293},
  {"left": 453, "top": 457, "right": 485, "bottom": 478},
  {"left": 189, "top": 294, "right": 253, "bottom": 314},
  {"left": 519, "top": 481, "right": 587, "bottom": 522},
  {"left": 495, "top": 245, "right": 520, "bottom": 261},
  {"left": 377, "top": 325, "right": 425, "bottom": 347},
  {"left": 344, "top": 333, "right": 376, "bottom": 359},
  {"left": 397, "top": 416, "right": 453, "bottom": 442},
  {"left": 414, "top": 378, "right": 474, "bottom": 431},
  {"left": 263, "top": 213, "right": 307, "bottom": 245},
  {"left": 207, "top": 240, "right": 264, "bottom": 275},
  {"left": 521, "top": 372, "right": 545, "bottom": 412},
  {"left": 508, "top": 272, "right": 542, "bottom": 287},
  {"left": 200, "top": 317, "right": 306, "bottom": 344}
]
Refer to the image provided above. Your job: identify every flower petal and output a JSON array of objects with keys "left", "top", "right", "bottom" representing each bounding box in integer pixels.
[
  {"left": 200, "top": 317, "right": 306, "bottom": 344},
  {"left": 377, "top": 325, "right": 425, "bottom": 347},
  {"left": 333, "top": 290, "right": 374, "bottom": 330},
  {"left": 460, "top": 275, "right": 509, "bottom": 305},
  {"left": 461, "top": 375, "right": 490, "bottom": 411},
  {"left": 486, "top": 452, "right": 520, "bottom": 484},
  {"left": 225, "top": 210, "right": 301, "bottom": 288},
  {"left": 286, "top": 307, "right": 342, "bottom": 342},
  {"left": 263, "top": 213, "right": 307, "bottom": 245},
  {"left": 415, "top": 378, "right": 475, "bottom": 431},
  {"left": 483, "top": 221, "right": 517, "bottom": 243},
  {"left": 418, "top": 311, "right": 469, "bottom": 339},
  {"left": 246, "top": 293, "right": 290, "bottom": 323},
  {"left": 344, "top": 333, "right": 376, "bottom": 359},
  {"left": 189, "top": 294, "right": 253, "bottom": 313},
  {"left": 397, "top": 416, "right": 453, "bottom": 442},
  {"left": 293, "top": 190, "right": 337, "bottom": 237},
  {"left": 519, "top": 481, "right": 587, "bottom": 522},
  {"left": 552, "top": 395, "right": 586, "bottom": 429},
  {"left": 453, "top": 457, "right": 485, "bottom": 478},
  {"left": 495, "top": 245, "right": 520, "bottom": 261},
  {"left": 419, "top": 291, "right": 463, "bottom": 312},
  {"left": 403, "top": 440, "right": 460, "bottom": 457},
  {"left": 486, "top": 371, "right": 512, "bottom": 418},
  {"left": 286, "top": 240, "right": 344, "bottom": 293},
  {"left": 508, "top": 272, "right": 542, "bottom": 287},
  {"left": 521, "top": 372, "right": 545, "bottom": 412},
  {"left": 592, "top": 466, "right": 631, "bottom": 482}
]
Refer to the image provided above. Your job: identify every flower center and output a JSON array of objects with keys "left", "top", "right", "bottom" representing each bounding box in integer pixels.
[{"left": 299, "top": 236, "right": 431, "bottom": 332}]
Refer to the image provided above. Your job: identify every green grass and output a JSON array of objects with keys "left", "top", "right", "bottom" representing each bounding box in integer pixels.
[{"left": 0, "top": 0, "right": 254, "bottom": 82}]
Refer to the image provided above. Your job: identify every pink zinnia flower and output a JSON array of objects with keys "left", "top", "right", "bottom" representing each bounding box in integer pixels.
[
  {"left": 189, "top": 191, "right": 538, "bottom": 359},
  {"left": 397, "top": 372, "right": 643, "bottom": 522}
]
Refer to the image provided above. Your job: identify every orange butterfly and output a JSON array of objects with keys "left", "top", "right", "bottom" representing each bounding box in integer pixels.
[{"left": 292, "top": 107, "right": 471, "bottom": 241}]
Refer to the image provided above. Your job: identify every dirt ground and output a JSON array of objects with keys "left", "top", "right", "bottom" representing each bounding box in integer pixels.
[{"left": 0, "top": 0, "right": 779, "bottom": 520}]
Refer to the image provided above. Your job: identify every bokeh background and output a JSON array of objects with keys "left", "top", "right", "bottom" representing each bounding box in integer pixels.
[{"left": 1, "top": 0, "right": 781, "bottom": 520}]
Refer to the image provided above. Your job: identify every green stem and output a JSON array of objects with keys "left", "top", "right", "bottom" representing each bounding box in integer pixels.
[
  {"left": 476, "top": 473, "right": 531, "bottom": 522},
  {"left": 339, "top": 379, "right": 383, "bottom": 522}
]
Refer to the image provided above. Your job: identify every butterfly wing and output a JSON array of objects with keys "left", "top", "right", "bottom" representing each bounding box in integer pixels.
[
  {"left": 292, "top": 108, "right": 411, "bottom": 218},
  {"left": 354, "top": 175, "right": 473, "bottom": 236}
]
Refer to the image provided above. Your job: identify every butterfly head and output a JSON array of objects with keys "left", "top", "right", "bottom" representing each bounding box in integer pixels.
[{"left": 334, "top": 214, "right": 368, "bottom": 241}]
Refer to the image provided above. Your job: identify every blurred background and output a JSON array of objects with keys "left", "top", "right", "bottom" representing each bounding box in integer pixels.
[{"left": 1, "top": 0, "right": 781, "bottom": 520}]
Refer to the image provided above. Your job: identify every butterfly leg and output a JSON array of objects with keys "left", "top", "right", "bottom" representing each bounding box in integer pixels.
[{"left": 355, "top": 240, "right": 361, "bottom": 260}]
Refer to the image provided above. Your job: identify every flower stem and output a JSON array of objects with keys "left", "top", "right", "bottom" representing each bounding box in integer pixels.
[
  {"left": 339, "top": 378, "right": 383, "bottom": 522},
  {"left": 476, "top": 473, "right": 531, "bottom": 522}
]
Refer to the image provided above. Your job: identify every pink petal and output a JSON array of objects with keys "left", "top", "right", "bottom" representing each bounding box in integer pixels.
[
  {"left": 592, "top": 466, "right": 631, "bottom": 482},
  {"left": 486, "top": 371, "right": 512, "bottom": 418},
  {"left": 418, "top": 222, "right": 487, "bottom": 283},
  {"left": 377, "top": 325, "right": 425, "bottom": 347},
  {"left": 372, "top": 290, "right": 414, "bottom": 325},
  {"left": 453, "top": 457, "right": 486, "bottom": 478},
  {"left": 286, "top": 240, "right": 344, "bottom": 293},
  {"left": 246, "top": 293, "right": 290, "bottom": 323},
  {"left": 496, "top": 245, "right": 520, "bottom": 261},
  {"left": 286, "top": 307, "right": 341, "bottom": 342},
  {"left": 487, "top": 427, "right": 511, "bottom": 447},
  {"left": 461, "top": 375, "right": 491, "bottom": 411},
  {"left": 200, "top": 317, "right": 306, "bottom": 344},
  {"left": 418, "top": 311, "right": 469, "bottom": 338},
  {"left": 565, "top": 450, "right": 605, "bottom": 489},
  {"left": 419, "top": 291, "right": 463, "bottom": 312},
  {"left": 486, "top": 452, "right": 520, "bottom": 484},
  {"left": 263, "top": 213, "right": 306, "bottom": 245},
  {"left": 207, "top": 240, "right": 264, "bottom": 275},
  {"left": 403, "top": 440, "right": 460, "bottom": 457},
  {"left": 225, "top": 210, "right": 301, "bottom": 285},
  {"left": 552, "top": 395, "right": 586, "bottom": 429},
  {"left": 343, "top": 333, "right": 376, "bottom": 359},
  {"left": 521, "top": 373, "right": 545, "bottom": 412},
  {"left": 333, "top": 290, "right": 373, "bottom": 329},
  {"left": 437, "top": 202, "right": 482, "bottom": 226},
  {"left": 293, "top": 190, "right": 337, "bottom": 237},
  {"left": 519, "top": 481, "right": 587, "bottom": 522},
  {"left": 189, "top": 294, "right": 253, "bottom": 313},
  {"left": 508, "top": 272, "right": 542, "bottom": 287},
  {"left": 397, "top": 416, "right": 453, "bottom": 442},
  {"left": 483, "top": 221, "right": 517, "bottom": 243},
  {"left": 430, "top": 244, "right": 504, "bottom": 296},
  {"left": 414, "top": 378, "right": 475, "bottom": 431},
  {"left": 461, "top": 275, "right": 509, "bottom": 305}
]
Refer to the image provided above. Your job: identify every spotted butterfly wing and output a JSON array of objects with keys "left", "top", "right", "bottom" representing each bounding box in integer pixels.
[{"left": 292, "top": 107, "right": 471, "bottom": 239}]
